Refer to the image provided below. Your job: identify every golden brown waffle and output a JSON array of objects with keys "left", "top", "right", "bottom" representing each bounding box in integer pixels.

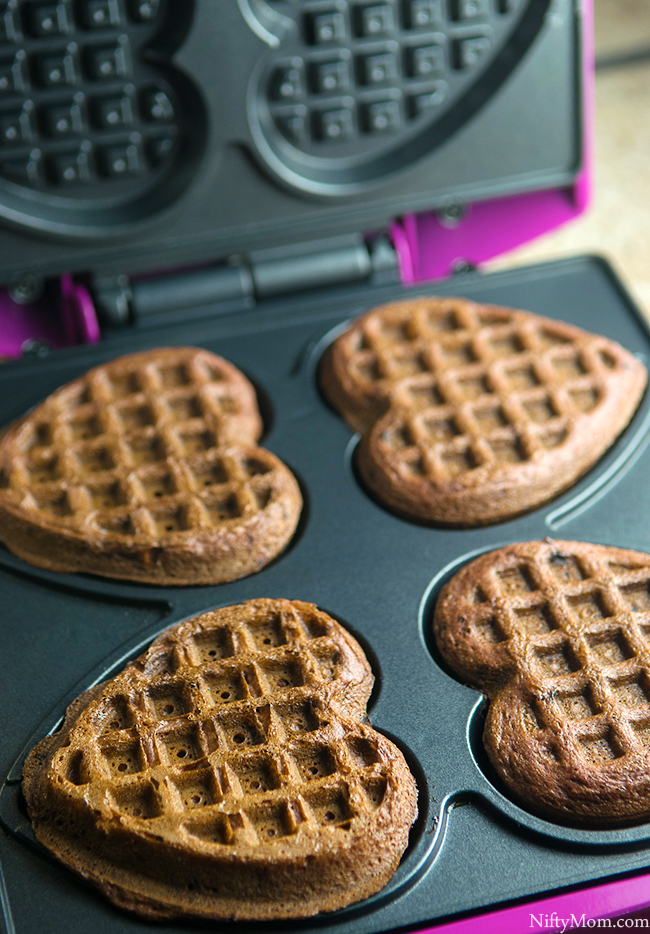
[
  {"left": 22, "top": 600, "right": 418, "bottom": 920},
  {"left": 0, "top": 347, "right": 302, "bottom": 585},
  {"left": 321, "top": 297, "right": 647, "bottom": 525},
  {"left": 434, "top": 540, "right": 650, "bottom": 826}
]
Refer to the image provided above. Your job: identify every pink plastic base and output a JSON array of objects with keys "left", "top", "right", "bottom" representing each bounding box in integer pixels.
[
  {"left": 423, "top": 873, "right": 650, "bottom": 934},
  {"left": 392, "top": 0, "right": 594, "bottom": 286},
  {"left": 0, "top": 274, "right": 99, "bottom": 358}
]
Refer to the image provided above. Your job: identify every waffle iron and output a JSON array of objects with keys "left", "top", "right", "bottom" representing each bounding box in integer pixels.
[{"left": 5, "top": 2, "right": 650, "bottom": 932}]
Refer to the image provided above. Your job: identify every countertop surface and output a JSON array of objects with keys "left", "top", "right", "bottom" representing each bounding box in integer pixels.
[{"left": 489, "top": 0, "right": 650, "bottom": 321}]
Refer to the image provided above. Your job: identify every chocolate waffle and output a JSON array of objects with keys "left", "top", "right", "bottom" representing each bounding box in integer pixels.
[
  {"left": 321, "top": 297, "right": 647, "bottom": 525},
  {"left": 434, "top": 540, "right": 650, "bottom": 826},
  {"left": 22, "top": 599, "right": 418, "bottom": 920},
  {"left": 0, "top": 347, "right": 302, "bottom": 585}
]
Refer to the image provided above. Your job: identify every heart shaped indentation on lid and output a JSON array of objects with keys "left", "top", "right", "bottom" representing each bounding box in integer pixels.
[{"left": 246, "top": 0, "right": 551, "bottom": 193}]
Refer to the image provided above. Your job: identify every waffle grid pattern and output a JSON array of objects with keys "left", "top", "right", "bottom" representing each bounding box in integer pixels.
[
  {"left": 0, "top": 0, "right": 180, "bottom": 193},
  {"left": 351, "top": 300, "right": 622, "bottom": 480},
  {"left": 264, "top": 0, "right": 524, "bottom": 152},
  {"left": 461, "top": 545, "right": 650, "bottom": 767},
  {"left": 0, "top": 351, "right": 285, "bottom": 541},
  {"left": 50, "top": 604, "right": 390, "bottom": 847}
]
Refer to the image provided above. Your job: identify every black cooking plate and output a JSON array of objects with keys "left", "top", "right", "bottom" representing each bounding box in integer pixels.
[{"left": 2, "top": 255, "right": 650, "bottom": 934}]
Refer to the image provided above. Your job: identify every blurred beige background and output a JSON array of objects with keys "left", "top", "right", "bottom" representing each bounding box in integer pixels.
[{"left": 488, "top": 0, "right": 650, "bottom": 319}]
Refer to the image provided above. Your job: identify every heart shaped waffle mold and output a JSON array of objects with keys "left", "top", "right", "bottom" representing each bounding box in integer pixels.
[
  {"left": 0, "top": 347, "right": 302, "bottom": 585},
  {"left": 248, "top": 0, "right": 550, "bottom": 193},
  {"left": 0, "top": 0, "right": 204, "bottom": 232},
  {"left": 22, "top": 599, "right": 418, "bottom": 920},
  {"left": 433, "top": 540, "right": 650, "bottom": 827},
  {"left": 321, "top": 297, "right": 647, "bottom": 526}
]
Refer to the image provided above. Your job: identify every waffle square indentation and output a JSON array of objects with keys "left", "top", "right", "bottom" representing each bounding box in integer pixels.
[
  {"left": 522, "top": 397, "right": 556, "bottom": 423},
  {"left": 556, "top": 688, "right": 598, "bottom": 720},
  {"left": 567, "top": 591, "right": 612, "bottom": 624},
  {"left": 34, "top": 489, "right": 73, "bottom": 517},
  {"left": 246, "top": 615, "right": 287, "bottom": 650},
  {"left": 546, "top": 552, "right": 587, "bottom": 583},
  {"left": 274, "top": 701, "right": 319, "bottom": 736},
  {"left": 503, "top": 365, "right": 539, "bottom": 390},
  {"left": 158, "top": 363, "right": 192, "bottom": 388},
  {"left": 514, "top": 604, "right": 558, "bottom": 635},
  {"left": 230, "top": 755, "right": 280, "bottom": 795},
  {"left": 620, "top": 582, "right": 650, "bottom": 613},
  {"left": 473, "top": 405, "right": 508, "bottom": 433},
  {"left": 361, "top": 775, "right": 388, "bottom": 809},
  {"left": 305, "top": 786, "right": 354, "bottom": 827},
  {"left": 68, "top": 414, "right": 103, "bottom": 441},
  {"left": 346, "top": 736, "right": 381, "bottom": 767},
  {"left": 579, "top": 729, "right": 624, "bottom": 763},
  {"left": 497, "top": 565, "right": 537, "bottom": 595},
  {"left": 184, "top": 813, "right": 233, "bottom": 845},
  {"left": 148, "top": 683, "right": 191, "bottom": 720},
  {"left": 568, "top": 387, "right": 599, "bottom": 412},
  {"left": 609, "top": 675, "right": 650, "bottom": 708},
  {"left": 101, "top": 740, "right": 145, "bottom": 777},
  {"left": 292, "top": 743, "right": 337, "bottom": 782},
  {"left": 535, "top": 643, "right": 581, "bottom": 677},
  {"left": 193, "top": 628, "right": 235, "bottom": 663},
  {"left": 247, "top": 801, "right": 294, "bottom": 842},
  {"left": 111, "top": 783, "right": 161, "bottom": 820},
  {"left": 172, "top": 771, "right": 218, "bottom": 810},
  {"left": 474, "top": 615, "right": 506, "bottom": 644},
  {"left": 87, "top": 479, "right": 127, "bottom": 509},
  {"left": 218, "top": 712, "right": 264, "bottom": 749},
  {"left": 587, "top": 629, "right": 634, "bottom": 665},
  {"left": 128, "top": 433, "right": 166, "bottom": 465},
  {"left": 160, "top": 726, "right": 203, "bottom": 764},
  {"left": 259, "top": 657, "right": 304, "bottom": 692},
  {"left": 98, "top": 695, "right": 133, "bottom": 732},
  {"left": 28, "top": 454, "right": 61, "bottom": 483},
  {"left": 117, "top": 402, "right": 155, "bottom": 430}
]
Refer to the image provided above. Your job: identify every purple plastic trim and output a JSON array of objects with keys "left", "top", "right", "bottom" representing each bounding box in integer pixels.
[
  {"left": 392, "top": 0, "right": 595, "bottom": 284},
  {"left": 418, "top": 873, "right": 650, "bottom": 934},
  {"left": 60, "top": 274, "right": 101, "bottom": 345},
  {"left": 0, "top": 291, "right": 66, "bottom": 358},
  {"left": 0, "top": 275, "right": 100, "bottom": 358}
]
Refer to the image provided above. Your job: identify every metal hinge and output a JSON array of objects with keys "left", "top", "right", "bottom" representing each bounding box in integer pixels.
[{"left": 93, "top": 234, "right": 398, "bottom": 327}]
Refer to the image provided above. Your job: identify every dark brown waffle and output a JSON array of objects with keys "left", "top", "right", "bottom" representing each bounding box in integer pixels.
[
  {"left": 0, "top": 348, "right": 302, "bottom": 584},
  {"left": 434, "top": 540, "right": 650, "bottom": 826},
  {"left": 23, "top": 600, "right": 418, "bottom": 920},
  {"left": 321, "top": 298, "right": 647, "bottom": 525}
]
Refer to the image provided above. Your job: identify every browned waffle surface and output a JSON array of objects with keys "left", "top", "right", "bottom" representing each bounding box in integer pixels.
[
  {"left": 434, "top": 540, "right": 650, "bottom": 826},
  {"left": 0, "top": 348, "right": 302, "bottom": 585},
  {"left": 321, "top": 298, "right": 647, "bottom": 525},
  {"left": 22, "top": 600, "right": 418, "bottom": 920}
]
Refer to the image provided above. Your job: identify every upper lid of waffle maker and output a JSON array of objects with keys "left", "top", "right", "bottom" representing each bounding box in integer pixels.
[{"left": 0, "top": 0, "right": 581, "bottom": 284}]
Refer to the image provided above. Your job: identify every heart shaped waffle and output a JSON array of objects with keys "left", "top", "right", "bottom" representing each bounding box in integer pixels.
[
  {"left": 22, "top": 600, "right": 418, "bottom": 920},
  {"left": 434, "top": 540, "right": 650, "bottom": 826},
  {"left": 321, "top": 297, "right": 647, "bottom": 525},
  {"left": 0, "top": 347, "right": 302, "bottom": 585}
]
